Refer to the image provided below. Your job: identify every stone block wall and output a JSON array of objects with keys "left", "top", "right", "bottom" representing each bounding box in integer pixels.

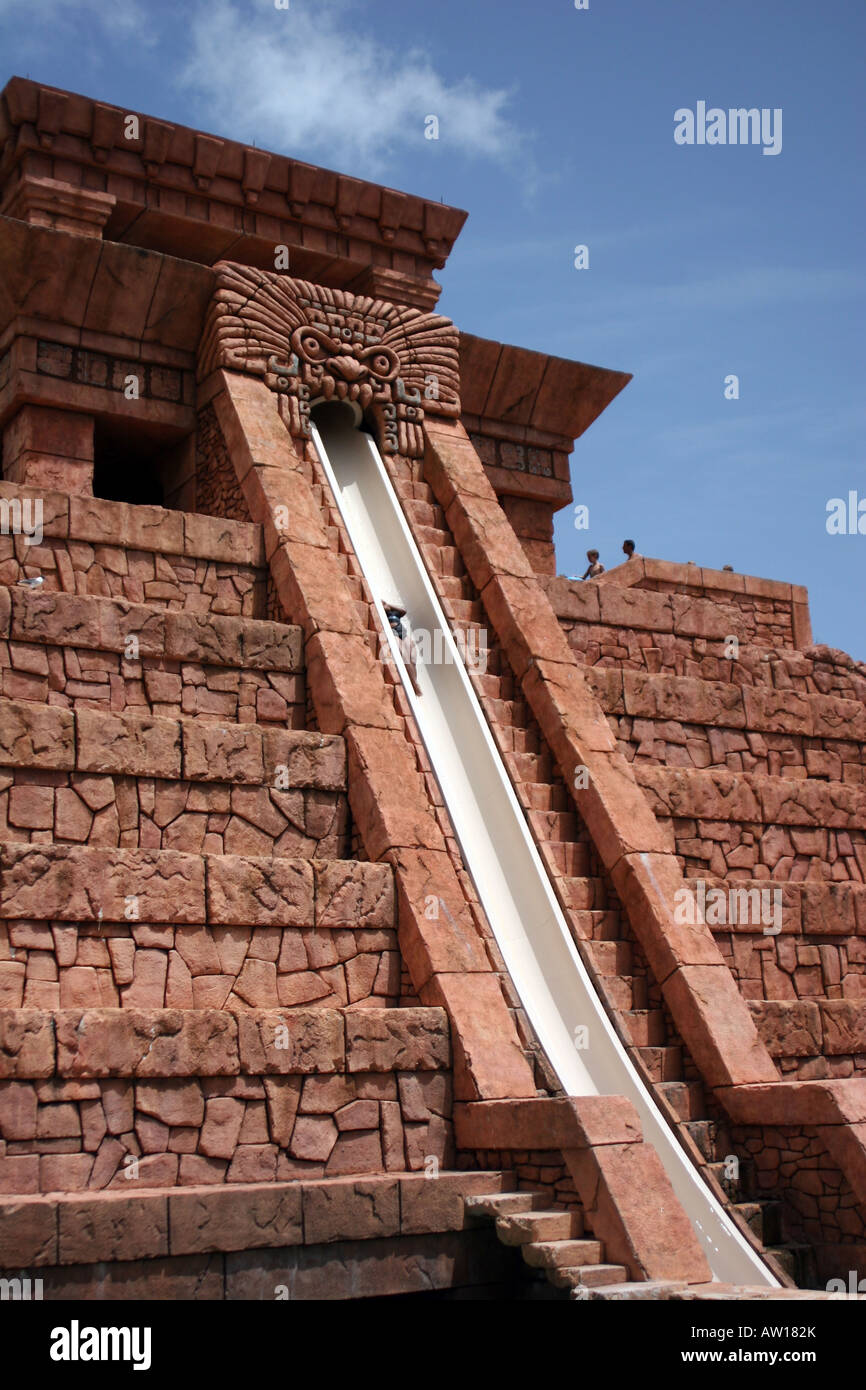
[
  {"left": 545, "top": 573, "right": 866, "bottom": 1085},
  {"left": 0, "top": 486, "right": 264, "bottom": 617},
  {"left": 0, "top": 485, "right": 464, "bottom": 1210},
  {"left": 0, "top": 585, "right": 306, "bottom": 727},
  {"left": 544, "top": 567, "right": 814, "bottom": 675},
  {"left": 0, "top": 1006, "right": 452, "bottom": 1191}
]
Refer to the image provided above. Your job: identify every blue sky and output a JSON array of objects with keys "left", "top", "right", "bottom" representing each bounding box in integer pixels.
[{"left": 2, "top": 0, "right": 863, "bottom": 655}]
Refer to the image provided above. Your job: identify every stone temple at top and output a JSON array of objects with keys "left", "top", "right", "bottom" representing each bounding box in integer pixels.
[{"left": 0, "top": 77, "right": 864, "bottom": 1301}]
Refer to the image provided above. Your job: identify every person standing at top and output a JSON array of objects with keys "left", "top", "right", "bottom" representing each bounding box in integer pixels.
[
  {"left": 580, "top": 549, "right": 605, "bottom": 579},
  {"left": 622, "top": 539, "right": 637, "bottom": 560}
]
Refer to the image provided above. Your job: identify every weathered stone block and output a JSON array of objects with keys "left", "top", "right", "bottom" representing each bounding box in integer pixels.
[
  {"left": 55, "top": 1009, "right": 239, "bottom": 1077},
  {"left": 345, "top": 1007, "right": 449, "bottom": 1073},
  {"left": 236, "top": 1010, "right": 344, "bottom": 1074}
]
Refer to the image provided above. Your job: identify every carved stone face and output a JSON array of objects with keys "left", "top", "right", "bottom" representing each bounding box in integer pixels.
[
  {"left": 201, "top": 265, "right": 460, "bottom": 456},
  {"left": 289, "top": 324, "right": 400, "bottom": 407}
]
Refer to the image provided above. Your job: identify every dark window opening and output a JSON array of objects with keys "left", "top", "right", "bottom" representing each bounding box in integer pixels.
[{"left": 92, "top": 419, "right": 192, "bottom": 509}]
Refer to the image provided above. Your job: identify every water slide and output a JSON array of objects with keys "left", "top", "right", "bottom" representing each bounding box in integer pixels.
[{"left": 310, "top": 404, "right": 778, "bottom": 1287}]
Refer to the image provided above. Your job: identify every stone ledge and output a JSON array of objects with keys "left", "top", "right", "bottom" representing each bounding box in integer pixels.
[
  {"left": 594, "top": 669, "right": 866, "bottom": 742},
  {"left": 0, "top": 1006, "right": 449, "bottom": 1079},
  {"left": 714, "top": 1079, "right": 866, "bottom": 1211},
  {"left": 690, "top": 879, "right": 866, "bottom": 936},
  {"left": 0, "top": 482, "right": 265, "bottom": 566},
  {"left": 454, "top": 1096, "right": 641, "bottom": 1150},
  {"left": 669, "top": 1282, "right": 845, "bottom": 1301},
  {"left": 749, "top": 998, "right": 866, "bottom": 1059},
  {"left": 591, "top": 556, "right": 803, "bottom": 604},
  {"left": 3, "top": 587, "right": 302, "bottom": 671},
  {"left": 636, "top": 765, "right": 866, "bottom": 830},
  {"left": 0, "top": 1171, "right": 512, "bottom": 1268},
  {"left": 0, "top": 697, "right": 346, "bottom": 788},
  {"left": 0, "top": 844, "right": 392, "bottom": 928},
  {"left": 719, "top": 1077, "right": 866, "bottom": 1128}
]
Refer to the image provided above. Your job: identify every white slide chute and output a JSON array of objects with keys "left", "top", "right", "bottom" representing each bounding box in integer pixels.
[{"left": 311, "top": 404, "right": 777, "bottom": 1286}]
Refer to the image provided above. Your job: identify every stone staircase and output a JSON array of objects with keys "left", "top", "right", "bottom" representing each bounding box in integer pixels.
[
  {"left": 462, "top": 1187, "right": 833, "bottom": 1302},
  {"left": 464, "top": 1188, "right": 629, "bottom": 1296}
]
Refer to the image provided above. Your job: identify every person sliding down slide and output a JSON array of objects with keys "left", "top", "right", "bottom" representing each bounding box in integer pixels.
[{"left": 383, "top": 603, "right": 422, "bottom": 695}]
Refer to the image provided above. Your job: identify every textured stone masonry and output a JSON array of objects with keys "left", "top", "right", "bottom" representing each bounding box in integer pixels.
[{"left": 2, "top": 80, "right": 864, "bottom": 1295}]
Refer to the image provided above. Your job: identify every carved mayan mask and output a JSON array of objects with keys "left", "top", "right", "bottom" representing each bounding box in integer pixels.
[{"left": 199, "top": 264, "right": 460, "bottom": 457}]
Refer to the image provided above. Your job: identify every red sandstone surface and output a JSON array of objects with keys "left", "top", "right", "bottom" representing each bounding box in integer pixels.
[{"left": 0, "top": 78, "right": 863, "bottom": 1300}]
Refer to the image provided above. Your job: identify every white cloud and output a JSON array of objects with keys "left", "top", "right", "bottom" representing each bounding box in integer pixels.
[
  {"left": 178, "top": 0, "right": 523, "bottom": 172},
  {"left": 0, "top": 0, "right": 150, "bottom": 41}
]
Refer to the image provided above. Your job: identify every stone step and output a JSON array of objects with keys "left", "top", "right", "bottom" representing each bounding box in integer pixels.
[
  {"left": 622, "top": 1010, "right": 667, "bottom": 1047},
  {"left": 473, "top": 665, "right": 515, "bottom": 696},
  {"left": 3, "top": 587, "right": 302, "bottom": 672},
  {"left": 601, "top": 975, "right": 647, "bottom": 1011},
  {"left": 3, "top": 916, "right": 400, "bottom": 1012},
  {"left": 495, "top": 1209, "right": 583, "bottom": 1246},
  {"left": 415, "top": 524, "right": 450, "bottom": 550},
  {"left": 571, "top": 1280, "right": 687, "bottom": 1301},
  {"left": 9, "top": 545, "right": 266, "bottom": 619},
  {"left": 559, "top": 877, "right": 608, "bottom": 913},
  {"left": 589, "top": 940, "right": 633, "bottom": 976},
  {"left": 0, "top": 771, "right": 348, "bottom": 861},
  {"left": 637, "top": 1045, "right": 683, "bottom": 1082},
  {"left": 0, "top": 1006, "right": 451, "bottom": 1193},
  {"left": 391, "top": 478, "right": 428, "bottom": 500},
  {"left": 0, "top": 1170, "right": 518, "bottom": 1266},
  {"left": 504, "top": 749, "right": 553, "bottom": 786},
  {"left": 528, "top": 809, "right": 579, "bottom": 841},
  {"left": 491, "top": 723, "right": 540, "bottom": 755},
  {"left": 548, "top": 1263, "right": 629, "bottom": 1290},
  {"left": 698, "top": 877, "right": 866, "bottom": 938},
  {"left": 486, "top": 697, "right": 529, "bottom": 729},
  {"left": 517, "top": 781, "right": 569, "bottom": 813},
  {"left": 351, "top": 598, "right": 371, "bottom": 629},
  {"left": 685, "top": 1118, "right": 721, "bottom": 1162},
  {"left": 0, "top": 706, "right": 348, "bottom": 858},
  {"left": 344, "top": 575, "right": 365, "bottom": 601},
  {"left": 404, "top": 498, "right": 446, "bottom": 529},
  {"left": 1, "top": 589, "right": 306, "bottom": 726},
  {"left": 591, "top": 668, "right": 866, "bottom": 748},
  {"left": 450, "top": 624, "right": 494, "bottom": 667},
  {"left": 539, "top": 840, "right": 592, "bottom": 879},
  {"left": 469, "top": 670, "right": 506, "bottom": 700},
  {"left": 434, "top": 574, "right": 466, "bottom": 602},
  {"left": 706, "top": 1158, "right": 757, "bottom": 1201},
  {"left": 656, "top": 1080, "right": 706, "bottom": 1122},
  {"left": 392, "top": 478, "right": 430, "bottom": 505},
  {"left": 443, "top": 598, "right": 485, "bottom": 626},
  {"left": 672, "top": 1282, "right": 839, "bottom": 1301},
  {"left": 636, "top": 764, "right": 866, "bottom": 835},
  {"left": 428, "top": 547, "right": 466, "bottom": 580},
  {"left": 567, "top": 908, "right": 620, "bottom": 940},
  {"left": 464, "top": 1190, "right": 548, "bottom": 1219},
  {"left": 522, "top": 1238, "right": 604, "bottom": 1270},
  {"left": 734, "top": 1200, "right": 783, "bottom": 1247},
  {"left": 476, "top": 668, "right": 513, "bottom": 699},
  {"left": 465, "top": 641, "right": 502, "bottom": 678}
]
